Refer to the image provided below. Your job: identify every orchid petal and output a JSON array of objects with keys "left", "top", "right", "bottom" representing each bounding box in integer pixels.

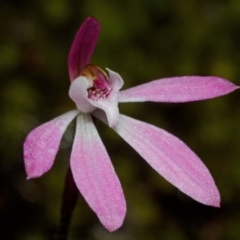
[
  {"left": 23, "top": 110, "right": 79, "bottom": 179},
  {"left": 107, "top": 68, "right": 124, "bottom": 90},
  {"left": 119, "top": 76, "right": 239, "bottom": 103},
  {"left": 90, "top": 69, "right": 123, "bottom": 127},
  {"left": 70, "top": 113, "right": 126, "bottom": 231},
  {"left": 69, "top": 76, "right": 96, "bottom": 113},
  {"left": 112, "top": 114, "right": 220, "bottom": 207},
  {"left": 68, "top": 17, "right": 100, "bottom": 81}
]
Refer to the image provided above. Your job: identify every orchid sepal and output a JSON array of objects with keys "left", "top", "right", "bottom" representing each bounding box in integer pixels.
[
  {"left": 68, "top": 17, "right": 100, "bottom": 81},
  {"left": 70, "top": 113, "right": 126, "bottom": 231},
  {"left": 113, "top": 114, "right": 220, "bottom": 207},
  {"left": 119, "top": 76, "right": 239, "bottom": 103},
  {"left": 23, "top": 110, "right": 79, "bottom": 179}
]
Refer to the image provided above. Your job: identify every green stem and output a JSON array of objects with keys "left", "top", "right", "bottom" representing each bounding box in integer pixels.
[{"left": 55, "top": 167, "right": 79, "bottom": 240}]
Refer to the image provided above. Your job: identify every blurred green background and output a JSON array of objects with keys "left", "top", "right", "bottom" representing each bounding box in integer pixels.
[{"left": 1, "top": 0, "right": 240, "bottom": 239}]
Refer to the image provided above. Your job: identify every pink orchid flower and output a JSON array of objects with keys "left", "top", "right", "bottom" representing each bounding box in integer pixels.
[{"left": 23, "top": 17, "right": 239, "bottom": 232}]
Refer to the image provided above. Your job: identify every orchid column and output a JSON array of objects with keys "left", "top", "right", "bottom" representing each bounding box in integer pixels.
[{"left": 23, "top": 17, "right": 239, "bottom": 235}]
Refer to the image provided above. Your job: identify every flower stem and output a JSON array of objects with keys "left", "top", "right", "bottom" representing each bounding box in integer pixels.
[{"left": 55, "top": 167, "right": 79, "bottom": 240}]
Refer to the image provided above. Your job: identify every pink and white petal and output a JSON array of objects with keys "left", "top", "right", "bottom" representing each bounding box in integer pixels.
[
  {"left": 107, "top": 68, "right": 124, "bottom": 91},
  {"left": 68, "top": 17, "right": 100, "bottom": 81},
  {"left": 113, "top": 114, "right": 220, "bottom": 207},
  {"left": 89, "top": 69, "right": 123, "bottom": 127},
  {"left": 70, "top": 113, "right": 126, "bottom": 232},
  {"left": 119, "top": 76, "right": 239, "bottom": 103},
  {"left": 89, "top": 95, "right": 119, "bottom": 128},
  {"left": 69, "top": 76, "right": 96, "bottom": 113},
  {"left": 24, "top": 110, "right": 79, "bottom": 179}
]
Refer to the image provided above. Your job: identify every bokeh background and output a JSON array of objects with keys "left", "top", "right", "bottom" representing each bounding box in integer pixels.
[{"left": 1, "top": 0, "right": 240, "bottom": 239}]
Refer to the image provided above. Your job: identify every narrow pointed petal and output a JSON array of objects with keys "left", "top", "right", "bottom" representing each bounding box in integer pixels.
[
  {"left": 68, "top": 17, "right": 100, "bottom": 81},
  {"left": 119, "top": 76, "right": 239, "bottom": 103},
  {"left": 70, "top": 113, "right": 126, "bottom": 231},
  {"left": 112, "top": 114, "right": 220, "bottom": 207},
  {"left": 24, "top": 110, "right": 79, "bottom": 179}
]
